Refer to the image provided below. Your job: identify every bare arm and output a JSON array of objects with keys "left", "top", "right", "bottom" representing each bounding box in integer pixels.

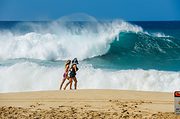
[
  {"left": 65, "top": 65, "right": 69, "bottom": 73},
  {"left": 73, "top": 65, "right": 77, "bottom": 72}
]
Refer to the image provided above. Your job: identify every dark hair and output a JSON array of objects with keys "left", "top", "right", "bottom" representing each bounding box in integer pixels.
[
  {"left": 72, "top": 58, "right": 79, "bottom": 64},
  {"left": 65, "top": 60, "right": 71, "bottom": 67}
]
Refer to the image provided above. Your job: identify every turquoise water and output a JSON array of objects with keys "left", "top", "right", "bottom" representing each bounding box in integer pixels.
[{"left": 88, "top": 31, "right": 180, "bottom": 71}]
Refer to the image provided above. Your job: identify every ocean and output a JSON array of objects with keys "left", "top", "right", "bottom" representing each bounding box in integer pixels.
[{"left": 0, "top": 19, "right": 180, "bottom": 92}]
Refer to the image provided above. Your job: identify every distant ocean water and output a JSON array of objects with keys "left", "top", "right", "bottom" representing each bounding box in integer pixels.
[{"left": 0, "top": 19, "right": 180, "bottom": 92}]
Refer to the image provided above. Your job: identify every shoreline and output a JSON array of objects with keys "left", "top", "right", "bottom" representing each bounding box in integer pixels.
[{"left": 0, "top": 89, "right": 179, "bottom": 118}]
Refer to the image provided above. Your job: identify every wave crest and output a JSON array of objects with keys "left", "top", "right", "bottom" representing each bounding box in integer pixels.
[{"left": 0, "top": 19, "right": 143, "bottom": 60}]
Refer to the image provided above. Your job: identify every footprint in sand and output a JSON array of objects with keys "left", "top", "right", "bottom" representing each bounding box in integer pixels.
[
  {"left": 58, "top": 105, "right": 64, "bottom": 108},
  {"left": 29, "top": 105, "right": 36, "bottom": 108},
  {"left": 84, "top": 105, "right": 91, "bottom": 107},
  {"left": 36, "top": 102, "right": 44, "bottom": 106}
]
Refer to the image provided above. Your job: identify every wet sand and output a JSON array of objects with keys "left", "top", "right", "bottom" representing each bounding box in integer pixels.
[{"left": 0, "top": 90, "right": 179, "bottom": 119}]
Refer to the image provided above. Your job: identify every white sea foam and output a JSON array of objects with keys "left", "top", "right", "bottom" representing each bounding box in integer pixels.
[
  {"left": 0, "top": 19, "right": 143, "bottom": 60},
  {"left": 153, "top": 32, "right": 171, "bottom": 37},
  {"left": 0, "top": 62, "right": 179, "bottom": 93}
]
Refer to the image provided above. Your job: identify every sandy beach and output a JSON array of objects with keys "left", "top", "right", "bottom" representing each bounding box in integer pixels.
[{"left": 0, "top": 89, "right": 179, "bottom": 119}]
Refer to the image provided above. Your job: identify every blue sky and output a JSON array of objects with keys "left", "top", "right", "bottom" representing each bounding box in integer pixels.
[{"left": 0, "top": 0, "right": 180, "bottom": 21}]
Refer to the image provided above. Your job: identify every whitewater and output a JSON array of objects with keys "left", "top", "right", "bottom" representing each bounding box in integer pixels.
[
  {"left": 0, "top": 62, "right": 179, "bottom": 93},
  {"left": 0, "top": 20, "right": 142, "bottom": 60},
  {"left": 0, "top": 15, "right": 180, "bottom": 93}
]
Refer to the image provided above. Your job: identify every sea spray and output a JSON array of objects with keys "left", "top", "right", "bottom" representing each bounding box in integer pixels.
[
  {"left": 0, "top": 62, "right": 180, "bottom": 93},
  {"left": 0, "top": 19, "right": 142, "bottom": 60}
]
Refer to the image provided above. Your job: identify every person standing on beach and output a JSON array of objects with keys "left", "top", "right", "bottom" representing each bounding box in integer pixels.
[
  {"left": 59, "top": 60, "right": 71, "bottom": 90},
  {"left": 64, "top": 58, "right": 79, "bottom": 90}
]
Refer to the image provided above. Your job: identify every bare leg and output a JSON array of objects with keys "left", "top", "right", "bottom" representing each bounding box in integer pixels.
[
  {"left": 59, "top": 78, "right": 66, "bottom": 90},
  {"left": 64, "top": 78, "right": 72, "bottom": 90},
  {"left": 70, "top": 78, "right": 73, "bottom": 89},
  {"left": 73, "top": 77, "right": 77, "bottom": 90}
]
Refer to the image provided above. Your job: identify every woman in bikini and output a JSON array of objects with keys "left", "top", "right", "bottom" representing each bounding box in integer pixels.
[
  {"left": 64, "top": 58, "right": 78, "bottom": 90},
  {"left": 59, "top": 60, "right": 71, "bottom": 90}
]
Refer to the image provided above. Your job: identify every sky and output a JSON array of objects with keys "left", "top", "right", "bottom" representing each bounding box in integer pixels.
[{"left": 0, "top": 0, "right": 180, "bottom": 21}]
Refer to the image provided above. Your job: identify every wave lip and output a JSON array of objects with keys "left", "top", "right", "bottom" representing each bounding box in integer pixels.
[{"left": 0, "top": 19, "right": 143, "bottom": 60}]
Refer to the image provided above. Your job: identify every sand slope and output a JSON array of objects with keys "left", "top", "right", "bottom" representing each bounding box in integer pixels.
[{"left": 0, "top": 90, "right": 179, "bottom": 119}]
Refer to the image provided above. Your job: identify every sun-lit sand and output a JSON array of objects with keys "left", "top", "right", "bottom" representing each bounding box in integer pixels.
[{"left": 0, "top": 89, "right": 179, "bottom": 118}]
